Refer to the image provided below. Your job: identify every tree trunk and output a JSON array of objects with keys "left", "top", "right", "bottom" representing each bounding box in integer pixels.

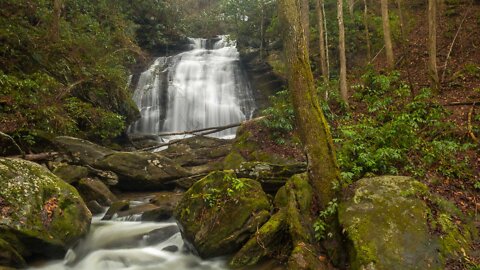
[
  {"left": 51, "top": 0, "right": 63, "bottom": 41},
  {"left": 396, "top": 0, "right": 407, "bottom": 44},
  {"left": 381, "top": 0, "right": 395, "bottom": 69},
  {"left": 338, "top": 0, "right": 349, "bottom": 103},
  {"left": 300, "top": 0, "right": 310, "bottom": 50},
  {"left": 316, "top": 0, "right": 329, "bottom": 83},
  {"left": 363, "top": 0, "right": 372, "bottom": 62},
  {"left": 428, "top": 0, "right": 440, "bottom": 91},
  {"left": 348, "top": 0, "right": 355, "bottom": 16},
  {"left": 260, "top": 3, "right": 266, "bottom": 60},
  {"left": 279, "top": 0, "right": 341, "bottom": 209}
]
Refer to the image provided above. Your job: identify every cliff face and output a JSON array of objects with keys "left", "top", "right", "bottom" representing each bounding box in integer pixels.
[{"left": 239, "top": 50, "right": 286, "bottom": 115}]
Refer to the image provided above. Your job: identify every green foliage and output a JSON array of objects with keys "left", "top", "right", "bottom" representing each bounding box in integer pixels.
[
  {"left": 261, "top": 89, "right": 295, "bottom": 144},
  {"left": 313, "top": 199, "right": 338, "bottom": 240},
  {"left": 337, "top": 70, "right": 474, "bottom": 184}
]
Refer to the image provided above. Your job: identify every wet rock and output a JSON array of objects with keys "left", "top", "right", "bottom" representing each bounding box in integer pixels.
[
  {"left": 102, "top": 200, "right": 130, "bottom": 220},
  {"left": 0, "top": 158, "right": 91, "bottom": 265},
  {"left": 175, "top": 171, "right": 271, "bottom": 258},
  {"left": 52, "top": 164, "right": 89, "bottom": 184},
  {"left": 162, "top": 245, "right": 179, "bottom": 252},
  {"left": 144, "top": 192, "right": 184, "bottom": 220},
  {"left": 86, "top": 200, "right": 104, "bottom": 215},
  {"left": 54, "top": 136, "right": 115, "bottom": 165},
  {"left": 145, "top": 225, "right": 180, "bottom": 246},
  {"left": 94, "top": 152, "right": 190, "bottom": 191},
  {"left": 0, "top": 238, "right": 26, "bottom": 268},
  {"left": 77, "top": 178, "right": 117, "bottom": 206},
  {"left": 339, "top": 176, "right": 476, "bottom": 270},
  {"left": 235, "top": 162, "right": 307, "bottom": 193}
]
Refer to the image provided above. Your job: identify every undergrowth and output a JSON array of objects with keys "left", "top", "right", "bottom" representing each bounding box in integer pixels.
[{"left": 261, "top": 70, "right": 476, "bottom": 186}]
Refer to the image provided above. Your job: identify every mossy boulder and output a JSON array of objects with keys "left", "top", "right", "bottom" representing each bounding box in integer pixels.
[
  {"left": 223, "top": 124, "right": 299, "bottom": 170},
  {"left": 53, "top": 164, "right": 89, "bottom": 184},
  {"left": 338, "top": 176, "right": 476, "bottom": 270},
  {"left": 0, "top": 238, "right": 25, "bottom": 268},
  {"left": 76, "top": 178, "right": 117, "bottom": 206},
  {"left": 94, "top": 151, "right": 190, "bottom": 191},
  {"left": 0, "top": 158, "right": 91, "bottom": 265},
  {"left": 54, "top": 136, "right": 116, "bottom": 165},
  {"left": 235, "top": 162, "right": 307, "bottom": 193},
  {"left": 175, "top": 171, "right": 271, "bottom": 258}
]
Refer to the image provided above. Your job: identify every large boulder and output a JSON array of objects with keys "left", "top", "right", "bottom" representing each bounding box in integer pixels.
[
  {"left": 175, "top": 171, "right": 271, "bottom": 258},
  {"left": 94, "top": 152, "right": 190, "bottom": 190},
  {"left": 52, "top": 164, "right": 89, "bottom": 184},
  {"left": 54, "top": 136, "right": 115, "bottom": 165},
  {"left": 339, "top": 176, "right": 476, "bottom": 270},
  {"left": 0, "top": 158, "right": 91, "bottom": 266}
]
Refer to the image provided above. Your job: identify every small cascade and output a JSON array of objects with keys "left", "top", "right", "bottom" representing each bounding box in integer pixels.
[{"left": 129, "top": 36, "right": 255, "bottom": 138}]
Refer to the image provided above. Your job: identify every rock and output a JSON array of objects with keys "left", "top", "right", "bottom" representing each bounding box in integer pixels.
[
  {"left": 144, "top": 192, "right": 184, "bottom": 220},
  {"left": 0, "top": 238, "right": 26, "bottom": 268},
  {"left": 162, "top": 245, "right": 179, "bottom": 252},
  {"left": 102, "top": 200, "right": 130, "bottom": 220},
  {"left": 160, "top": 136, "right": 232, "bottom": 167},
  {"left": 0, "top": 158, "right": 91, "bottom": 264},
  {"left": 52, "top": 164, "right": 89, "bottom": 184},
  {"left": 223, "top": 124, "right": 300, "bottom": 170},
  {"left": 230, "top": 210, "right": 288, "bottom": 268},
  {"left": 76, "top": 178, "right": 117, "bottom": 206},
  {"left": 274, "top": 186, "right": 288, "bottom": 209},
  {"left": 175, "top": 171, "right": 271, "bottom": 258},
  {"left": 54, "top": 136, "right": 116, "bottom": 165},
  {"left": 235, "top": 162, "right": 307, "bottom": 193},
  {"left": 86, "top": 200, "right": 104, "bottom": 215},
  {"left": 145, "top": 225, "right": 180, "bottom": 246},
  {"left": 94, "top": 152, "right": 190, "bottom": 191},
  {"left": 288, "top": 243, "right": 328, "bottom": 270},
  {"left": 338, "top": 176, "right": 476, "bottom": 270}
]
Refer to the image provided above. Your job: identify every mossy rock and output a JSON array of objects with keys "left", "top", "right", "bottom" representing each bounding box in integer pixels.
[
  {"left": 235, "top": 162, "right": 307, "bottom": 193},
  {"left": 175, "top": 171, "right": 271, "bottom": 258},
  {"left": 54, "top": 136, "right": 115, "bottom": 165},
  {"left": 223, "top": 125, "right": 298, "bottom": 170},
  {"left": 230, "top": 210, "right": 288, "bottom": 268},
  {"left": 339, "top": 176, "right": 476, "bottom": 270},
  {"left": 76, "top": 178, "right": 117, "bottom": 206},
  {"left": 0, "top": 238, "right": 25, "bottom": 268},
  {"left": 94, "top": 151, "right": 190, "bottom": 191},
  {"left": 0, "top": 158, "right": 91, "bottom": 264},
  {"left": 53, "top": 164, "right": 89, "bottom": 184}
]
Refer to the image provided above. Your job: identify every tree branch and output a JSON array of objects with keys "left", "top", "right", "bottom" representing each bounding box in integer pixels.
[{"left": 0, "top": 131, "right": 25, "bottom": 157}]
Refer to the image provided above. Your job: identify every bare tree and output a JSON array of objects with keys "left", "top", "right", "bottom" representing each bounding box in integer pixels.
[
  {"left": 338, "top": 0, "right": 349, "bottom": 103},
  {"left": 381, "top": 0, "right": 395, "bottom": 69},
  {"left": 428, "top": 0, "right": 440, "bottom": 91},
  {"left": 363, "top": 0, "right": 372, "bottom": 62},
  {"left": 316, "top": 0, "right": 329, "bottom": 83}
]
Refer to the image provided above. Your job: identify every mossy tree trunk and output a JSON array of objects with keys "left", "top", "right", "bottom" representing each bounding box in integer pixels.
[
  {"left": 278, "top": 0, "right": 341, "bottom": 209},
  {"left": 381, "top": 0, "right": 395, "bottom": 69},
  {"left": 51, "top": 0, "right": 63, "bottom": 41},
  {"left": 316, "top": 0, "right": 329, "bottom": 83},
  {"left": 337, "top": 0, "right": 348, "bottom": 103}
]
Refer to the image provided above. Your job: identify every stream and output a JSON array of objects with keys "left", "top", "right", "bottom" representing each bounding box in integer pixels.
[{"left": 29, "top": 200, "right": 228, "bottom": 270}]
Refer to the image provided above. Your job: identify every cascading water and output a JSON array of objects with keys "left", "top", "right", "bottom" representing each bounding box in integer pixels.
[
  {"left": 29, "top": 201, "right": 228, "bottom": 270},
  {"left": 129, "top": 36, "right": 255, "bottom": 138}
]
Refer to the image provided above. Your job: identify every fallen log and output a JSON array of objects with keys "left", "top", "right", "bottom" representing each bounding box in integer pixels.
[
  {"left": 10, "top": 152, "right": 59, "bottom": 161},
  {"left": 443, "top": 101, "right": 480, "bottom": 107}
]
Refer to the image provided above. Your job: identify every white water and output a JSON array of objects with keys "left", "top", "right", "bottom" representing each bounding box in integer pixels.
[
  {"left": 128, "top": 36, "right": 255, "bottom": 138},
  {"left": 29, "top": 214, "right": 227, "bottom": 270}
]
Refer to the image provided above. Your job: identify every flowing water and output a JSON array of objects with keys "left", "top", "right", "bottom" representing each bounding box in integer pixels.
[
  {"left": 128, "top": 36, "right": 255, "bottom": 138},
  {"left": 29, "top": 203, "right": 228, "bottom": 270}
]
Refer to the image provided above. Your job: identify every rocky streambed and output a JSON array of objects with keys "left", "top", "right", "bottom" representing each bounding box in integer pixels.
[{"left": 0, "top": 122, "right": 477, "bottom": 270}]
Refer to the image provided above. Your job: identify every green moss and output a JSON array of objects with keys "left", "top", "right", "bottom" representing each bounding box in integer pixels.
[{"left": 175, "top": 170, "right": 272, "bottom": 258}]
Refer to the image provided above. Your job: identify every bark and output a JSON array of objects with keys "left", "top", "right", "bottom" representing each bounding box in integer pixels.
[
  {"left": 300, "top": 0, "right": 310, "bottom": 50},
  {"left": 428, "top": 0, "right": 440, "bottom": 91},
  {"left": 316, "top": 0, "right": 329, "bottom": 83},
  {"left": 51, "top": 0, "right": 63, "bottom": 41},
  {"left": 381, "top": 0, "right": 395, "bottom": 69},
  {"left": 278, "top": 0, "right": 341, "bottom": 209},
  {"left": 348, "top": 0, "right": 355, "bottom": 16},
  {"left": 363, "top": 0, "right": 372, "bottom": 62},
  {"left": 338, "top": 0, "right": 349, "bottom": 103},
  {"left": 396, "top": 0, "right": 407, "bottom": 44}
]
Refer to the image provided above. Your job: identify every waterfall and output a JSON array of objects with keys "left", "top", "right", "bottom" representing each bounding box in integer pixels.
[{"left": 129, "top": 36, "right": 255, "bottom": 138}]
